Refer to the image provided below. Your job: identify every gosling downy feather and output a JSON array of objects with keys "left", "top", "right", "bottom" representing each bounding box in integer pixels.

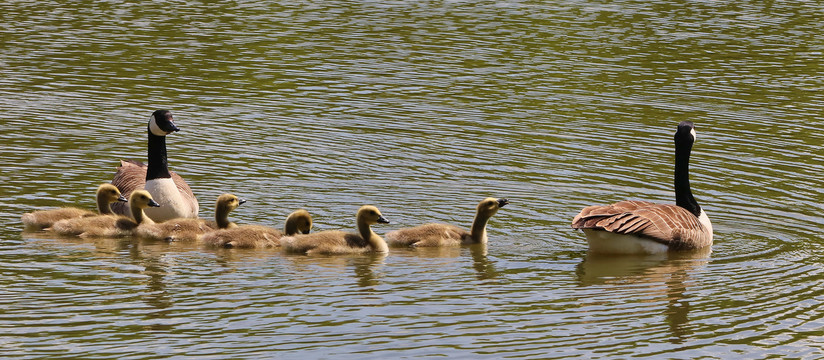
[
  {"left": 386, "top": 198, "right": 509, "bottom": 247},
  {"left": 137, "top": 193, "right": 245, "bottom": 242},
  {"left": 571, "top": 121, "right": 713, "bottom": 254},
  {"left": 202, "top": 209, "right": 313, "bottom": 248},
  {"left": 22, "top": 184, "right": 127, "bottom": 230},
  {"left": 110, "top": 110, "right": 198, "bottom": 222},
  {"left": 280, "top": 205, "right": 389, "bottom": 255},
  {"left": 51, "top": 190, "right": 160, "bottom": 238}
]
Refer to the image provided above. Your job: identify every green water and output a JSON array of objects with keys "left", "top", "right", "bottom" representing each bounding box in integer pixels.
[{"left": 1, "top": 1, "right": 822, "bottom": 359}]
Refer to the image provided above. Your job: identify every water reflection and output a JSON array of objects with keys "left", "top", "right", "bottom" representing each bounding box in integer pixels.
[
  {"left": 2, "top": 0, "right": 823, "bottom": 357},
  {"left": 390, "top": 243, "right": 500, "bottom": 281},
  {"left": 126, "top": 240, "right": 174, "bottom": 327},
  {"left": 576, "top": 247, "right": 711, "bottom": 344},
  {"left": 281, "top": 251, "right": 388, "bottom": 289}
]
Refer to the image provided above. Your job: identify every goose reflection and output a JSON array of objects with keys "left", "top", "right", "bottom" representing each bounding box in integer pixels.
[
  {"left": 390, "top": 242, "right": 499, "bottom": 281},
  {"left": 575, "top": 247, "right": 711, "bottom": 344},
  {"left": 127, "top": 239, "right": 175, "bottom": 322},
  {"left": 282, "top": 252, "right": 388, "bottom": 289},
  {"left": 19, "top": 233, "right": 176, "bottom": 330},
  {"left": 468, "top": 243, "right": 498, "bottom": 281}
]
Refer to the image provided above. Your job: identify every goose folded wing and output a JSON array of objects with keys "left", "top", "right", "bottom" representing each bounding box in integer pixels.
[{"left": 572, "top": 201, "right": 706, "bottom": 247}]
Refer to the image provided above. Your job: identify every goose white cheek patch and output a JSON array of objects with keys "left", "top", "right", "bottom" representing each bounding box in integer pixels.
[{"left": 149, "top": 115, "right": 169, "bottom": 136}]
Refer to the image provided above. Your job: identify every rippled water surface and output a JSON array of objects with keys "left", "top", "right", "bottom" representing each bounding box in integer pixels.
[{"left": 1, "top": 1, "right": 823, "bottom": 359}]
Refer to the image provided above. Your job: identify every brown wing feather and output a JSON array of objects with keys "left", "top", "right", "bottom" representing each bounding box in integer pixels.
[
  {"left": 110, "top": 160, "right": 145, "bottom": 216},
  {"left": 572, "top": 200, "right": 710, "bottom": 250},
  {"left": 110, "top": 159, "right": 196, "bottom": 216}
]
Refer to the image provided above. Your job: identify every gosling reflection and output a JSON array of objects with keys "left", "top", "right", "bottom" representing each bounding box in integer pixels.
[
  {"left": 352, "top": 253, "right": 386, "bottom": 288},
  {"left": 576, "top": 247, "right": 711, "bottom": 344},
  {"left": 127, "top": 240, "right": 174, "bottom": 316},
  {"left": 390, "top": 242, "right": 498, "bottom": 280},
  {"left": 468, "top": 243, "right": 498, "bottom": 281},
  {"left": 19, "top": 232, "right": 175, "bottom": 331},
  {"left": 281, "top": 251, "right": 387, "bottom": 290}
]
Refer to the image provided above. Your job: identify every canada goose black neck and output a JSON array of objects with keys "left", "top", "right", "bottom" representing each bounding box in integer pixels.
[
  {"left": 145, "top": 110, "right": 178, "bottom": 181},
  {"left": 674, "top": 121, "right": 701, "bottom": 217}
]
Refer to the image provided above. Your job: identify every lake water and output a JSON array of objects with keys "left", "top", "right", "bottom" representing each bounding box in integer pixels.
[{"left": 1, "top": 1, "right": 822, "bottom": 358}]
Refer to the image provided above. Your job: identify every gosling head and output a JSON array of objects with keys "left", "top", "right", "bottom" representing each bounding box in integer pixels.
[
  {"left": 148, "top": 109, "right": 180, "bottom": 136},
  {"left": 285, "top": 209, "right": 314, "bottom": 235},
  {"left": 476, "top": 197, "right": 509, "bottom": 218},
  {"left": 215, "top": 193, "right": 246, "bottom": 214},
  {"left": 357, "top": 205, "right": 390, "bottom": 225},
  {"left": 130, "top": 190, "right": 161, "bottom": 209},
  {"left": 97, "top": 183, "right": 127, "bottom": 203}
]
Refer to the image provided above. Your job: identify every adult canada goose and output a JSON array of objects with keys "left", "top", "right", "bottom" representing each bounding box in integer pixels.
[
  {"left": 111, "top": 109, "right": 198, "bottom": 222},
  {"left": 136, "top": 193, "right": 245, "bottom": 242},
  {"left": 201, "top": 209, "right": 313, "bottom": 248},
  {"left": 280, "top": 205, "right": 389, "bottom": 255},
  {"left": 385, "top": 198, "right": 509, "bottom": 247},
  {"left": 571, "top": 121, "right": 713, "bottom": 254},
  {"left": 51, "top": 190, "right": 160, "bottom": 238},
  {"left": 21, "top": 184, "right": 128, "bottom": 230}
]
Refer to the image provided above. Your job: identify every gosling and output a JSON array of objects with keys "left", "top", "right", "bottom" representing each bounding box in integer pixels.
[
  {"left": 50, "top": 190, "right": 159, "bottom": 238},
  {"left": 21, "top": 184, "right": 127, "bottom": 230},
  {"left": 385, "top": 197, "right": 509, "bottom": 247},
  {"left": 201, "top": 209, "right": 313, "bottom": 248},
  {"left": 280, "top": 205, "right": 389, "bottom": 255},
  {"left": 136, "top": 193, "right": 245, "bottom": 242}
]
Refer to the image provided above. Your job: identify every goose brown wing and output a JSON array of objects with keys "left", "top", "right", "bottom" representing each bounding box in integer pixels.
[
  {"left": 572, "top": 200, "right": 709, "bottom": 249},
  {"left": 110, "top": 159, "right": 197, "bottom": 216},
  {"left": 110, "top": 160, "right": 145, "bottom": 216}
]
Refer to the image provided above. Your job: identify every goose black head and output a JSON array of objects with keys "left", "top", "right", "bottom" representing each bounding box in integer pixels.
[{"left": 149, "top": 109, "right": 180, "bottom": 136}]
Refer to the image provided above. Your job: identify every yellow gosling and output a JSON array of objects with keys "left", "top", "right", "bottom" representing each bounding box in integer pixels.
[
  {"left": 280, "top": 206, "right": 389, "bottom": 255},
  {"left": 202, "top": 209, "right": 313, "bottom": 248},
  {"left": 50, "top": 190, "right": 159, "bottom": 238},
  {"left": 22, "top": 184, "right": 127, "bottom": 230},
  {"left": 386, "top": 198, "right": 509, "bottom": 247},
  {"left": 136, "top": 193, "right": 245, "bottom": 242}
]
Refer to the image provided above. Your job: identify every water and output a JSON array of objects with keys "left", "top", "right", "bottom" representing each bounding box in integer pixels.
[{"left": 1, "top": 1, "right": 823, "bottom": 358}]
